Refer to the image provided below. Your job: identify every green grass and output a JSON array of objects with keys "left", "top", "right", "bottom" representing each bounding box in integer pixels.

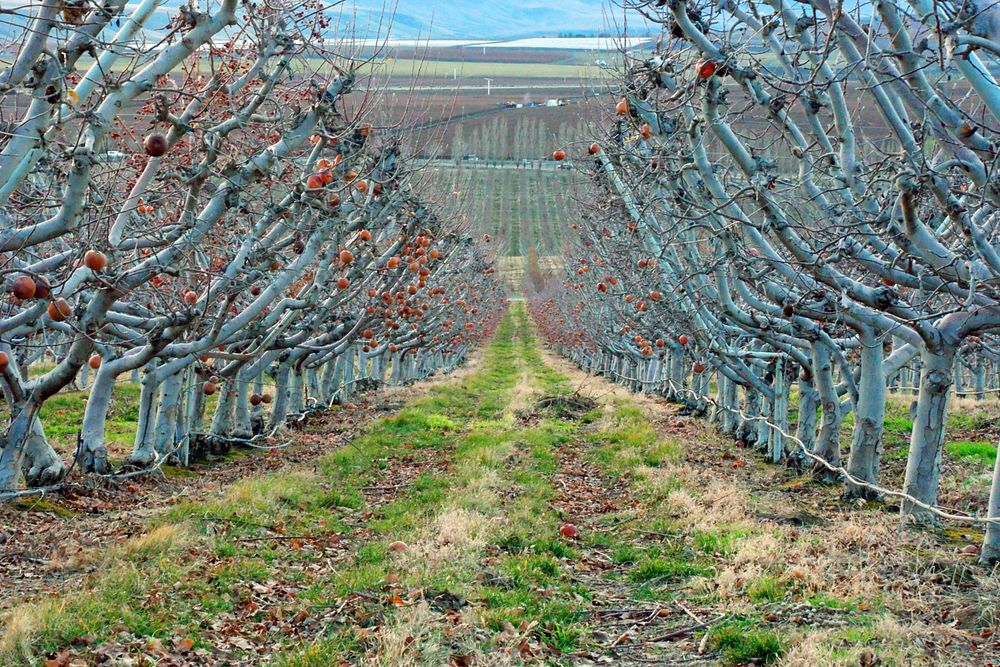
[
  {"left": 9, "top": 303, "right": 953, "bottom": 666},
  {"left": 746, "top": 575, "right": 787, "bottom": 602},
  {"left": 629, "top": 550, "right": 713, "bottom": 584},
  {"left": 945, "top": 440, "right": 997, "bottom": 466},
  {"left": 7, "top": 497, "right": 80, "bottom": 518},
  {"left": 808, "top": 593, "right": 863, "bottom": 612},
  {"left": 9, "top": 304, "right": 627, "bottom": 665},
  {"left": 588, "top": 402, "right": 682, "bottom": 480},
  {"left": 3, "top": 311, "right": 528, "bottom": 665},
  {"left": 38, "top": 384, "right": 142, "bottom": 453},
  {"left": 946, "top": 409, "right": 996, "bottom": 432},
  {"left": 692, "top": 528, "right": 747, "bottom": 556},
  {"left": 709, "top": 622, "right": 786, "bottom": 665}
]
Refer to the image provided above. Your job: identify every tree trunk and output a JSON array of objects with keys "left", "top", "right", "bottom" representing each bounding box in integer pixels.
[
  {"left": 152, "top": 371, "right": 183, "bottom": 460},
  {"left": 210, "top": 376, "right": 237, "bottom": 438},
  {"left": 288, "top": 366, "right": 304, "bottom": 414},
  {"left": 126, "top": 368, "right": 162, "bottom": 468},
  {"left": 901, "top": 347, "right": 955, "bottom": 523},
  {"left": 187, "top": 366, "right": 206, "bottom": 434},
  {"left": 343, "top": 348, "right": 357, "bottom": 392},
  {"left": 979, "top": 440, "right": 1000, "bottom": 567},
  {"left": 974, "top": 358, "right": 985, "bottom": 401},
  {"left": 269, "top": 362, "right": 291, "bottom": 429},
  {"left": 722, "top": 373, "right": 739, "bottom": 437},
  {"left": 232, "top": 365, "right": 253, "bottom": 439},
  {"left": 306, "top": 366, "right": 321, "bottom": 403},
  {"left": 739, "top": 386, "right": 760, "bottom": 445},
  {"left": 80, "top": 366, "right": 117, "bottom": 473},
  {"left": 22, "top": 417, "right": 65, "bottom": 486},
  {"left": 811, "top": 343, "right": 842, "bottom": 481},
  {"left": 0, "top": 406, "right": 37, "bottom": 490},
  {"left": 711, "top": 372, "right": 728, "bottom": 429},
  {"left": 770, "top": 359, "right": 788, "bottom": 463},
  {"left": 846, "top": 335, "right": 886, "bottom": 499},
  {"left": 795, "top": 372, "right": 818, "bottom": 458},
  {"left": 0, "top": 371, "right": 66, "bottom": 486},
  {"left": 669, "top": 350, "right": 685, "bottom": 401},
  {"left": 319, "top": 359, "right": 338, "bottom": 404},
  {"left": 250, "top": 371, "right": 265, "bottom": 435}
]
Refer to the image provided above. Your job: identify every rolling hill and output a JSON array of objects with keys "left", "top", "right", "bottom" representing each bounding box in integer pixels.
[{"left": 347, "top": 0, "right": 637, "bottom": 39}]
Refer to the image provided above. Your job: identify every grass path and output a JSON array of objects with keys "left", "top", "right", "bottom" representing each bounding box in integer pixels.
[{"left": 2, "top": 304, "right": 998, "bottom": 666}]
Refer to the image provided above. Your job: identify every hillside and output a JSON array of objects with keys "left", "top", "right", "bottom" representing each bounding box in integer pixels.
[{"left": 350, "top": 0, "right": 626, "bottom": 39}]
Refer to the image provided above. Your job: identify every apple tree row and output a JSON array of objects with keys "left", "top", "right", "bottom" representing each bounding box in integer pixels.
[
  {"left": 0, "top": 0, "right": 504, "bottom": 492},
  {"left": 532, "top": 0, "right": 1000, "bottom": 564}
]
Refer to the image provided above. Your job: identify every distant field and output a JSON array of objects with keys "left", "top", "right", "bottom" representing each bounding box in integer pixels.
[
  {"left": 350, "top": 36, "right": 653, "bottom": 50},
  {"left": 383, "top": 47, "right": 601, "bottom": 65},
  {"left": 483, "top": 36, "right": 652, "bottom": 50},
  {"left": 362, "top": 58, "right": 595, "bottom": 80}
]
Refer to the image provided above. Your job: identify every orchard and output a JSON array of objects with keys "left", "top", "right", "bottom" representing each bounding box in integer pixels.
[
  {"left": 2, "top": 0, "right": 1000, "bottom": 663},
  {"left": 531, "top": 0, "right": 1000, "bottom": 566}
]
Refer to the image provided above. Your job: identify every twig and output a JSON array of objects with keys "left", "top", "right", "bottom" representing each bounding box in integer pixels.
[
  {"left": 648, "top": 615, "right": 724, "bottom": 643},
  {"left": 675, "top": 601, "right": 703, "bottom": 624},
  {"left": 233, "top": 534, "right": 314, "bottom": 542}
]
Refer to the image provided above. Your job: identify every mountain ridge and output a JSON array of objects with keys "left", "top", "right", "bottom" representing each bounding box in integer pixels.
[{"left": 346, "top": 0, "right": 631, "bottom": 39}]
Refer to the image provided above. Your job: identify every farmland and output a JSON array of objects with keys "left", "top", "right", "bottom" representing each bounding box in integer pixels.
[
  {"left": 4, "top": 6, "right": 1000, "bottom": 667},
  {"left": 361, "top": 58, "right": 594, "bottom": 80}
]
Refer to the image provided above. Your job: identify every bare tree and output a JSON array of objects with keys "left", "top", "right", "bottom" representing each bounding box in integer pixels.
[
  {"left": 533, "top": 0, "right": 1000, "bottom": 564},
  {"left": 0, "top": 0, "right": 504, "bottom": 492}
]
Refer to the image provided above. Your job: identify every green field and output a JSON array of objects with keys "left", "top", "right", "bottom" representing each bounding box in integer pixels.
[{"left": 423, "top": 164, "right": 583, "bottom": 292}]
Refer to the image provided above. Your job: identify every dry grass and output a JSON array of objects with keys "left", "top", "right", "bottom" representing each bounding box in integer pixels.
[
  {"left": 539, "top": 339, "right": 1000, "bottom": 665},
  {"left": 947, "top": 394, "right": 1000, "bottom": 414},
  {"left": 505, "top": 366, "right": 537, "bottom": 416},
  {"left": 363, "top": 602, "right": 528, "bottom": 667},
  {"left": 0, "top": 605, "right": 41, "bottom": 666},
  {"left": 536, "top": 345, "right": 637, "bottom": 406},
  {"left": 109, "top": 523, "right": 187, "bottom": 562},
  {"left": 0, "top": 523, "right": 189, "bottom": 666},
  {"left": 664, "top": 482, "right": 751, "bottom": 530},
  {"left": 362, "top": 602, "right": 455, "bottom": 666},
  {"left": 398, "top": 507, "right": 500, "bottom": 572},
  {"left": 782, "top": 616, "right": 930, "bottom": 666}
]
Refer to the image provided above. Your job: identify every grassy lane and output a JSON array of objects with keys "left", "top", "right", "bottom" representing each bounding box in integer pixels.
[
  {"left": 5, "top": 303, "right": 993, "bottom": 665},
  {"left": 1, "top": 314, "right": 521, "bottom": 665}
]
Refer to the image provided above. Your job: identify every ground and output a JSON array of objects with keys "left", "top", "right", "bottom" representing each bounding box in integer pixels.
[{"left": 1, "top": 305, "right": 998, "bottom": 666}]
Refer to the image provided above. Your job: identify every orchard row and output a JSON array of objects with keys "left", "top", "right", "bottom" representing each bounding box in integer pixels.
[
  {"left": 0, "top": 0, "right": 504, "bottom": 492},
  {"left": 533, "top": 0, "right": 1000, "bottom": 565}
]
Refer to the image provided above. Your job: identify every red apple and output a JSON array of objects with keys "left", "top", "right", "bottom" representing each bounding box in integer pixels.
[
  {"left": 559, "top": 523, "right": 580, "bottom": 539},
  {"left": 143, "top": 132, "right": 168, "bottom": 157}
]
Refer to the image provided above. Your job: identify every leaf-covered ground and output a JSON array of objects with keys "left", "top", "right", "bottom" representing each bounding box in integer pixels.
[{"left": 2, "top": 304, "right": 998, "bottom": 666}]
